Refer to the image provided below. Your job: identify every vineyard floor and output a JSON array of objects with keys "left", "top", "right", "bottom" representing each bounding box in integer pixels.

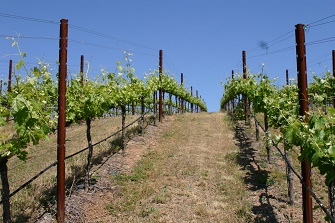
[{"left": 37, "top": 112, "right": 328, "bottom": 222}]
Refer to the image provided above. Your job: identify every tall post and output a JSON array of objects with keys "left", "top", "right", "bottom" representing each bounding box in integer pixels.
[
  {"left": 295, "top": 23, "right": 313, "bottom": 223},
  {"left": 191, "top": 86, "right": 193, "bottom": 113},
  {"left": 196, "top": 90, "right": 199, "bottom": 113},
  {"left": 181, "top": 73, "right": 184, "bottom": 113},
  {"left": 6, "top": 60, "right": 12, "bottom": 122},
  {"left": 80, "top": 55, "right": 84, "bottom": 85},
  {"left": 286, "top": 69, "right": 289, "bottom": 86},
  {"left": 232, "top": 70, "right": 235, "bottom": 111},
  {"left": 57, "top": 19, "right": 68, "bottom": 223},
  {"left": 333, "top": 50, "right": 335, "bottom": 107},
  {"left": 0, "top": 79, "right": 3, "bottom": 96},
  {"left": 242, "top": 51, "right": 249, "bottom": 124},
  {"left": 159, "top": 50, "right": 163, "bottom": 122},
  {"left": 330, "top": 49, "right": 335, "bottom": 218}
]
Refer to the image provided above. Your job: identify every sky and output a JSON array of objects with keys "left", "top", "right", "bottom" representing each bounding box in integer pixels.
[{"left": 0, "top": 1, "right": 335, "bottom": 112}]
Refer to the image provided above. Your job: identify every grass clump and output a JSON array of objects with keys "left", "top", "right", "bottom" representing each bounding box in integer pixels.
[{"left": 107, "top": 150, "right": 160, "bottom": 215}]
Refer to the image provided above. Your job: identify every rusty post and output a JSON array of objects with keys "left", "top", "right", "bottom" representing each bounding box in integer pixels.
[
  {"left": 330, "top": 50, "right": 335, "bottom": 218},
  {"left": 333, "top": 50, "right": 335, "bottom": 107},
  {"left": 6, "top": 60, "right": 12, "bottom": 122},
  {"left": 181, "top": 73, "right": 184, "bottom": 113},
  {"left": 232, "top": 70, "right": 235, "bottom": 112},
  {"left": 191, "top": 86, "right": 193, "bottom": 113},
  {"left": 80, "top": 55, "right": 84, "bottom": 85},
  {"left": 57, "top": 19, "right": 68, "bottom": 223},
  {"left": 196, "top": 90, "right": 199, "bottom": 113},
  {"left": 0, "top": 79, "right": 3, "bottom": 96},
  {"left": 296, "top": 23, "right": 313, "bottom": 223},
  {"left": 242, "top": 51, "right": 249, "bottom": 124},
  {"left": 159, "top": 50, "right": 163, "bottom": 122}
]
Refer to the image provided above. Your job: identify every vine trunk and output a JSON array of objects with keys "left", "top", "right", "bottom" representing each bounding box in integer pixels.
[{"left": 0, "top": 156, "right": 11, "bottom": 223}]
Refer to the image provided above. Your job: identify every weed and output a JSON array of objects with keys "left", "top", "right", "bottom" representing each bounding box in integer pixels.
[
  {"left": 152, "top": 186, "right": 171, "bottom": 204},
  {"left": 163, "top": 131, "right": 175, "bottom": 138},
  {"left": 140, "top": 207, "right": 157, "bottom": 217},
  {"left": 195, "top": 205, "right": 208, "bottom": 217},
  {"left": 224, "top": 151, "right": 240, "bottom": 162},
  {"left": 259, "top": 159, "right": 267, "bottom": 168}
]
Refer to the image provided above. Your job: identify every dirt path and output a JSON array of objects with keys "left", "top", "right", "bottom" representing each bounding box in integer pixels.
[
  {"left": 63, "top": 112, "right": 252, "bottom": 222},
  {"left": 32, "top": 112, "right": 330, "bottom": 222}
]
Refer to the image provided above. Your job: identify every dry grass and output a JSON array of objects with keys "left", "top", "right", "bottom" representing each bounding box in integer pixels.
[
  {"left": 0, "top": 114, "right": 141, "bottom": 222},
  {"left": 105, "top": 112, "right": 253, "bottom": 222},
  {"left": 8, "top": 110, "right": 329, "bottom": 222}
]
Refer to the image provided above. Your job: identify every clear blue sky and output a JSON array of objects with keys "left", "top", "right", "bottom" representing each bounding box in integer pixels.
[{"left": 1, "top": 1, "right": 334, "bottom": 112}]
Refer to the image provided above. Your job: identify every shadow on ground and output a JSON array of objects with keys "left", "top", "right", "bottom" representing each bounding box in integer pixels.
[
  {"left": 11, "top": 116, "right": 155, "bottom": 223},
  {"left": 234, "top": 122, "right": 278, "bottom": 223}
]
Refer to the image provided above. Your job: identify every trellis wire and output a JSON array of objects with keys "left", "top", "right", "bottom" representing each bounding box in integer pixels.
[
  {"left": 251, "top": 112, "right": 335, "bottom": 223},
  {"left": 0, "top": 113, "right": 147, "bottom": 204}
]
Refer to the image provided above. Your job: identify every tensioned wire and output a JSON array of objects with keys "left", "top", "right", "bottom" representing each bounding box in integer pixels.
[
  {"left": 0, "top": 112, "right": 148, "bottom": 204},
  {"left": 0, "top": 13, "right": 157, "bottom": 52},
  {"left": 246, "top": 13, "right": 335, "bottom": 58},
  {"left": 251, "top": 112, "right": 335, "bottom": 223}
]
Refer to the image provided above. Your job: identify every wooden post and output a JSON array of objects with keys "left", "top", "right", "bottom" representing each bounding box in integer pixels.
[
  {"left": 57, "top": 18, "right": 68, "bottom": 223},
  {"left": 191, "top": 86, "right": 193, "bottom": 113},
  {"left": 181, "top": 73, "right": 184, "bottom": 113},
  {"left": 242, "top": 51, "right": 249, "bottom": 125},
  {"left": 159, "top": 50, "right": 163, "bottom": 122},
  {"left": 6, "top": 60, "right": 12, "bottom": 122},
  {"left": 296, "top": 23, "right": 313, "bottom": 223},
  {"left": 232, "top": 70, "right": 235, "bottom": 112},
  {"left": 80, "top": 55, "right": 84, "bottom": 85},
  {"left": 329, "top": 50, "right": 335, "bottom": 218}
]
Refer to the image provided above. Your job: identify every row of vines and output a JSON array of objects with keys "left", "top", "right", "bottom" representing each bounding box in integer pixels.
[
  {"left": 221, "top": 51, "right": 335, "bottom": 221},
  {"left": 0, "top": 19, "right": 207, "bottom": 222}
]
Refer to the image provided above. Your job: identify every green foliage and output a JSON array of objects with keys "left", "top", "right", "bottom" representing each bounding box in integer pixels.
[
  {"left": 146, "top": 70, "right": 207, "bottom": 111},
  {"left": 220, "top": 70, "right": 335, "bottom": 186},
  {"left": 285, "top": 107, "right": 335, "bottom": 185},
  {"left": 0, "top": 61, "right": 56, "bottom": 161},
  {"left": 1, "top": 48, "right": 207, "bottom": 162}
]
